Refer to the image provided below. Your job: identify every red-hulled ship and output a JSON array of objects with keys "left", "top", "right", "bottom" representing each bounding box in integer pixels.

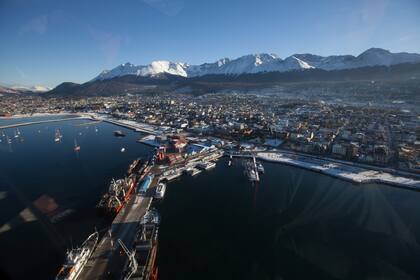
[{"left": 96, "top": 174, "right": 137, "bottom": 216}]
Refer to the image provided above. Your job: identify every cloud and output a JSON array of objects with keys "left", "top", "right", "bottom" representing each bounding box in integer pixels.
[
  {"left": 142, "top": 0, "right": 184, "bottom": 16},
  {"left": 88, "top": 27, "right": 124, "bottom": 64},
  {"left": 20, "top": 15, "right": 48, "bottom": 35}
]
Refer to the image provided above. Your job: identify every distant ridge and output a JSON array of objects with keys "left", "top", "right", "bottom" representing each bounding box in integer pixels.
[
  {"left": 93, "top": 48, "right": 420, "bottom": 81},
  {"left": 47, "top": 62, "right": 420, "bottom": 96}
]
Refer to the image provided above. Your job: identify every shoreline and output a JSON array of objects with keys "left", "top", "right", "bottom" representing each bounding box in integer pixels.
[
  {"left": 254, "top": 152, "right": 420, "bottom": 190},
  {"left": 0, "top": 112, "right": 77, "bottom": 119},
  {"left": 2, "top": 113, "right": 419, "bottom": 189}
]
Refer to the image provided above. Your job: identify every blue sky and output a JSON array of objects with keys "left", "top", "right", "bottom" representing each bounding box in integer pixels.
[{"left": 1, "top": 0, "right": 419, "bottom": 88}]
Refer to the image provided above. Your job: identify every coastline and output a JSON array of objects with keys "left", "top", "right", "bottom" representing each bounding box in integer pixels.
[
  {"left": 255, "top": 152, "right": 420, "bottom": 190},
  {"left": 2, "top": 113, "right": 418, "bottom": 190}
]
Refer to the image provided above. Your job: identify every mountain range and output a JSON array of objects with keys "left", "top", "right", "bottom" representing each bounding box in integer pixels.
[
  {"left": 93, "top": 48, "right": 420, "bottom": 81},
  {"left": 2, "top": 48, "right": 420, "bottom": 96}
]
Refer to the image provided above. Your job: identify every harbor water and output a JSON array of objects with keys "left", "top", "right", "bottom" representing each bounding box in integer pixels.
[{"left": 1, "top": 117, "right": 420, "bottom": 279}]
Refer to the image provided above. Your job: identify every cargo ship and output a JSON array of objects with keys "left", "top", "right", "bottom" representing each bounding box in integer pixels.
[
  {"left": 55, "top": 231, "right": 99, "bottom": 280},
  {"left": 96, "top": 175, "right": 137, "bottom": 216}
]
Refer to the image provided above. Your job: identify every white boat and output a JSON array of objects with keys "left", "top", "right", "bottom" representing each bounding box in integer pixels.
[
  {"left": 154, "top": 182, "right": 166, "bottom": 199},
  {"left": 196, "top": 161, "right": 216, "bottom": 170},
  {"left": 257, "top": 162, "right": 265, "bottom": 174},
  {"left": 55, "top": 129, "right": 62, "bottom": 142},
  {"left": 121, "top": 147, "right": 126, "bottom": 152},
  {"left": 55, "top": 231, "right": 99, "bottom": 280},
  {"left": 14, "top": 128, "right": 20, "bottom": 138}
]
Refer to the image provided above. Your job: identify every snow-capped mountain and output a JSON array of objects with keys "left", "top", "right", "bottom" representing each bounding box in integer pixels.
[
  {"left": 96, "top": 61, "right": 188, "bottom": 80},
  {"left": 93, "top": 48, "right": 420, "bottom": 81}
]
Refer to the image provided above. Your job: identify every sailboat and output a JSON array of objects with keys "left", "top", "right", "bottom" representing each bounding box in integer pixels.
[
  {"left": 14, "top": 128, "right": 20, "bottom": 138},
  {"left": 74, "top": 139, "right": 81, "bottom": 152},
  {"left": 55, "top": 129, "right": 62, "bottom": 142}
]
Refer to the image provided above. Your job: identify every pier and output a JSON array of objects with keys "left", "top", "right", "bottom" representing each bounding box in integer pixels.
[{"left": 77, "top": 148, "right": 223, "bottom": 280}]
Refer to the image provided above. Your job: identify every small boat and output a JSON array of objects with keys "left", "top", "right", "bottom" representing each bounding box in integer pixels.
[
  {"left": 154, "top": 182, "right": 166, "bottom": 199},
  {"left": 121, "top": 148, "right": 126, "bottom": 152},
  {"left": 257, "top": 162, "right": 265, "bottom": 174},
  {"left": 196, "top": 161, "right": 216, "bottom": 170},
  {"left": 74, "top": 139, "right": 81, "bottom": 152},
  {"left": 114, "top": 130, "right": 126, "bottom": 137},
  {"left": 6, "top": 136, "right": 12, "bottom": 144},
  {"left": 54, "top": 129, "right": 62, "bottom": 142},
  {"left": 94, "top": 127, "right": 98, "bottom": 133},
  {"left": 14, "top": 128, "right": 20, "bottom": 138}
]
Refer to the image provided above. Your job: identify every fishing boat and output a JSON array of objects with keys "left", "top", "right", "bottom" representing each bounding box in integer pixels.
[{"left": 55, "top": 231, "right": 99, "bottom": 280}]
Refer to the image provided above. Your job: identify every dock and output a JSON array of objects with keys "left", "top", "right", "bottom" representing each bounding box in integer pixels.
[{"left": 77, "top": 148, "right": 223, "bottom": 280}]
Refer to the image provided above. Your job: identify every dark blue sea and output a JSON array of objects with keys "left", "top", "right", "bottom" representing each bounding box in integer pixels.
[{"left": 1, "top": 117, "right": 420, "bottom": 280}]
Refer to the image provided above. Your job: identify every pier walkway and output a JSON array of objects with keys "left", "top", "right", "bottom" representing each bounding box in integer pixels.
[
  {"left": 78, "top": 148, "right": 223, "bottom": 280},
  {"left": 79, "top": 196, "right": 152, "bottom": 280}
]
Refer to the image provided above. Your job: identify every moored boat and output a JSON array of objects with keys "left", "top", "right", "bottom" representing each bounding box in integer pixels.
[{"left": 55, "top": 231, "right": 99, "bottom": 280}]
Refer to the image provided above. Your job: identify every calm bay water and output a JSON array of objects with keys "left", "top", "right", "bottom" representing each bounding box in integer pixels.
[
  {"left": 0, "top": 118, "right": 152, "bottom": 280},
  {"left": 158, "top": 160, "right": 420, "bottom": 279},
  {"left": 1, "top": 117, "right": 420, "bottom": 280}
]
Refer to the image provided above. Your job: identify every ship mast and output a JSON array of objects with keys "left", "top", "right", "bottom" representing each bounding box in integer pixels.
[{"left": 118, "top": 239, "right": 137, "bottom": 280}]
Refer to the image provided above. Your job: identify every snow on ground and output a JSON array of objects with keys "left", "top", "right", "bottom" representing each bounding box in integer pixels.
[{"left": 257, "top": 152, "right": 420, "bottom": 189}]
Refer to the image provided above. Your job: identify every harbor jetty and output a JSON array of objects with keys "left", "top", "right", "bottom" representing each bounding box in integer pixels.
[{"left": 73, "top": 147, "right": 223, "bottom": 280}]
